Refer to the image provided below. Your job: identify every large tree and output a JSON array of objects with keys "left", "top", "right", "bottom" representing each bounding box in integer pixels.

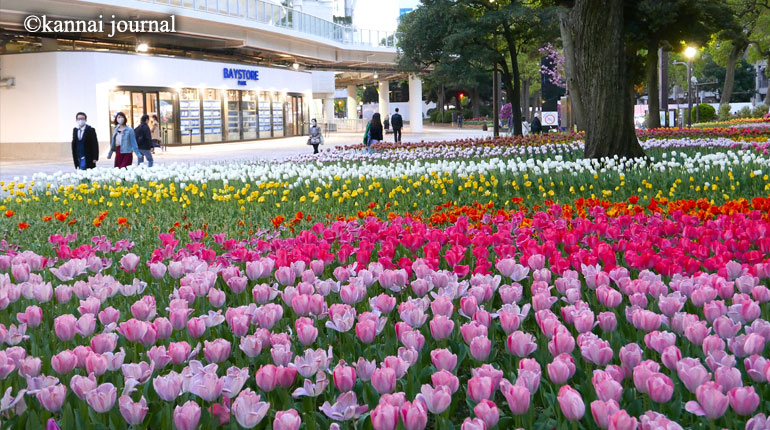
[{"left": 397, "top": 0, "right": 556, "bottom": 135}]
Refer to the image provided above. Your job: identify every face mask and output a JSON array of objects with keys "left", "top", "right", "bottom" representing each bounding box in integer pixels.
[
  {"left": 76, "top": 120, "right": 85, "bottom": 127},
  {"left": 117, "top": 118, "right": 125, "bottom": 125}
]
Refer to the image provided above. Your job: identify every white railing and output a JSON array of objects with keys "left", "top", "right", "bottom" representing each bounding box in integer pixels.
[{"left": 138, "top": 0, "right": 398, "bottom": 48}]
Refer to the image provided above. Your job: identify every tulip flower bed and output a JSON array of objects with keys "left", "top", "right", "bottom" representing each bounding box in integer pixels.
[{"left": 1, "top": 198, "right": 770, "bottom": 430}]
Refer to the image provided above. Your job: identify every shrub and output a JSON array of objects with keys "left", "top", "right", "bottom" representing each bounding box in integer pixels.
[
  {"left": 737, "top": 106, "right": 753, "bottom": 118},
  {"left": 717, "top": 104, "right": 732, "bottom": 121},
  {"left": 752, "top": 104, "right": 769, "bottom": 118},
  {"left": 690, "top": 104, "right": 716, "bottom": 123}
]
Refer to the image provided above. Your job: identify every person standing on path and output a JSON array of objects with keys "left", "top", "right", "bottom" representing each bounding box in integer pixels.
[
  {"left": 135, "top": 114, "right": 154, "bottom": 167},
  {"left": 71, "top": 112, "right": 99, "bottom": 170},
  {"left": 150, "top": 114, "right": 162, "bottom": 153},
  {"left": 390, "top": 108, "right": 403, "bottom": 143},
  {"left": 531, "top": 113, "right": 543, "bottom": 135},
  {"left": 307, "top": 119, "right": 323, "bottom": 154},
  {"left": 107, "top": 112, "right": 139, "bottom": 168},
  {"left": 369, "top": 113, "right": 384, "bottom": 148}
]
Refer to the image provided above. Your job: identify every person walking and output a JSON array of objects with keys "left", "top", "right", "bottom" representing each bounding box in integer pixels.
[
  {"left": 531, "top": 113, "right": 543, "bottom": 135},
  {"left": 458, "top": 113, "right": 464, "bottom": 129},
  {"left": 390, "top": 108, "right": 403, "bottom": 143},
  {"left": 71, "top": 112, "right": 99, "bottom": 170},
  {"left": 383, "top": 115, "right": 390, "bottom": 133},
  {"left": 135, "top": 114, "right": 154, "bottom": 167},
  {"left": 369, "top": 112, "right": 383, "bottom": 147},
  {"left": 107, "top": 112, "right": 139, "bottom": 168},
  {"left": 150, "top": 114, "right": 162, "bottom": 153},
  {"left": 307, "top": 118, "right": 323, "bottom": 154}
]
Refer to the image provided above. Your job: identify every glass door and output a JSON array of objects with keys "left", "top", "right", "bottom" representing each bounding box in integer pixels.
[
  {"left": 224, "top": 90, "right": 241, "bottom": 141},
  {"left": 109, "top": 90, "right": 131, "bottom": 136},
  {"left": 241, "top": 91, "right": 257, "bottom": 140},
  {"left": 130, "top": 92, "right": 145, "bottom": 127},
  {"left": 285, "top": 97, "right": 295, "bottom": 137},
  {"left": 159, "top": 91, "right": 176, "bottom": 145},
  {"left": 258, "top": 92, "right": 272, "bottom": 138},
  {"left": 144, "top": 93, "right": 159, "bottom": 121}
]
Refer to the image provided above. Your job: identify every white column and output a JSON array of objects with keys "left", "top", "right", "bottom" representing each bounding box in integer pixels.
[
  {"left": 323, "top": 98, "right": 335, "bottom": 123},
  {"left": 408, "top": 75, "right": 423, "bottom": 132},
  {"left": 378, "top": 80, "right": 390, "bottom": 118},
  {"left": 346, "top": 85, "right": 358, "bottom": 119}
]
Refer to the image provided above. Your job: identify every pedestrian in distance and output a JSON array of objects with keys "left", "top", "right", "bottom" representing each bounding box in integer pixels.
[
  {"left": 369, "top": 112, "right": 383, "bottom": 147},
  {"left": 458, "top": 113, "right": 464, "bottom": 129},
  {"left": 307, "top": 118, "right": 323, "bottom": 154},
  {"left": 107, "top": 112, "right": 139, "bottom": 168},
  {"left": 150, "top": 114, "right": 162, "bottom": 153},
  {"left": 71, "top": 112, "right": 99, "bottom": 170},
  {"left": 383, "top": 115, "right": 390, "bottom": 133},
  {"left": 135, "top": 114, "right": 154, "bottom": 167},
  {"left": 531, "top": 112, "right": 543, "bottom": 135},
  {"left": 391, "top": 108, "right": 403, "bottom": 143}
]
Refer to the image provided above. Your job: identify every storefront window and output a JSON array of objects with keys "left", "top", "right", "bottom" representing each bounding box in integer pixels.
[
  {"left": 241, "top": 91, "right": 258, "bottom": 140},
  {"left": 180, "top": 88, "right": 202, "bottom": 144},
  {"left": 109, "top": 90, "right": 131, "bottom": 136},
  {"left": 224, "top": 90, "right": 241, "bottom": 141},
  {"left": 258, "top": 92, "right": 272, "bottom": 139},
  {"left": 159, "top": 91, "right": 176, "bottom": 145},
  {"left": 272, "top": 92, "right": 285, "bottom": 138},
  {"left": 203, "top": 89, "right": 223, "bottom": 142}
]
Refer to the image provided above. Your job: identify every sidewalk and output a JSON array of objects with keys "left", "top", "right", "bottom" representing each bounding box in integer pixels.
[{"left": 0, "top": 126, "right": 492, "bottom": 181}]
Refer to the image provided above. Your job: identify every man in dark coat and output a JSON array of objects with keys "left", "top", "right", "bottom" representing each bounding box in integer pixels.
[
  {"left": 390, "top": 108, "right": 403, "bottom": 143},
  {"left": 71, "top": 112, "right": 99, "bottom": 170},
  {"left": 135, "top": 114, "right": 154, "bottom": 167},
  {"left": 531, "top": 113, "right": 543, "bottom": 134}
]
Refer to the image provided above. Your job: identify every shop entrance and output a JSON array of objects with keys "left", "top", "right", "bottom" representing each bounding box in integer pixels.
[{"left": 109, "top": 88, "right": 177, "bottom": 146}]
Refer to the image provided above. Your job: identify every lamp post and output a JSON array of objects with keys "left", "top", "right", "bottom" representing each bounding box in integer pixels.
[
  {"left": 672, "top": 60, "right": 688, "bottom": 128},
  {"left": 684, "top": 46, "right": 697, "bottom": 127},
  {"left": 691, "top": 75, "right": 699, "bottom": 123}
]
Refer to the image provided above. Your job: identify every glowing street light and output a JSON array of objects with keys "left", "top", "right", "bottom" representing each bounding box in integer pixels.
[{"left": 684, "top": 46, "right": 697, "bottom": 59}]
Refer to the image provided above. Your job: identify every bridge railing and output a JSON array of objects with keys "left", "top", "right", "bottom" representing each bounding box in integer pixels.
[{"left": 138, "top": 0, "right": 398, "bottom": 49}]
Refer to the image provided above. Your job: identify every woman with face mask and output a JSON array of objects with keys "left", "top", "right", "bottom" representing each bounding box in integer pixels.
[
  {"left": 307, "top": 119, "right": 323, "bottom": 154},
  {"left": 107, "top": 112, "right": 139, "bottom": 168}
]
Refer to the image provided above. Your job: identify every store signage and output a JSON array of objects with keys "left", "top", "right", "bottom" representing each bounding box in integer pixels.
[{"left": 223, "top": 68, "right": 259, "bottom": 86}]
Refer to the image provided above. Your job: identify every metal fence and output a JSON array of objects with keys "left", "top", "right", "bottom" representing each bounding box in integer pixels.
[{"left": 138, "top": 0, "right": 398, "bottom": 48}]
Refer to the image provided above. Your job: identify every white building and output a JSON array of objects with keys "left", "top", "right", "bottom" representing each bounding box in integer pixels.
[{"left": 0, "top": 0, "right": 425, "bottom": 161}]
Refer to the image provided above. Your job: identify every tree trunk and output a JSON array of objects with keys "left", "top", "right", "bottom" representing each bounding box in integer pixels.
[
  {"left": 659, "top": 49, "right": 669, "bottom": 126},
  {"left": 502, "top": 30, "right": 523, "bottom": 136},
  {"left": 471, "top": 87, "right": 481, "bottom": 118},
  {"left": 438, "top": 84, "right": 445, "bottom": 117},
  {"left": 571, "top": 0, "right": 645, "bottom": 159},
  {"left": 721, "top": 44, "right": 741, "bottom": 105},
  {"left": 558, "top": 7, "right": 584, "bottom": 131},
  {"left": 646, "top": 39, "right": 660, "bottom": 129},
  {"left": 521, "top": 79, "right": 530, "bottom": 122}
]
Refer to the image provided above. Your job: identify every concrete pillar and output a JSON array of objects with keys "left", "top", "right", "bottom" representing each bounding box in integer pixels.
[
  {"left": 408, "top": 75, "right": 423, "bottom": 132},
  {"left": 323, "top": 98, "right": 335, "bottom": 122},
  {"left": 346, "top": 85, "right": 357, "bottom": 119},
  {"left": 378, "top": 80, "right": 390, "bottom": 119}
]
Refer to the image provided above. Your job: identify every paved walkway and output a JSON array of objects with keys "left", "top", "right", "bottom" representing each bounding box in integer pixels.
[{"left": 0, "top": 126, "right": 492, "bottom": 181}]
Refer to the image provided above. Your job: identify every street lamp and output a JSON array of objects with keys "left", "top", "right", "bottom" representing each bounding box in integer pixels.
[{"left": 684, "top": 46, "right": 697, "bottom": 127}]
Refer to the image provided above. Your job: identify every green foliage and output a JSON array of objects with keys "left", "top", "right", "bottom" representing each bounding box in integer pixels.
[
  {"left": 738, "top": 106, "right": 753, "bottom": 118},
  {"left": 718, "top": 103, "right": 733, "bottom": 121},
  {"left": 752, "top": 104, "right": 769, "bottom": 118},
  {"left": 691, "top": 103, "right": 716, "bottom": 122}
]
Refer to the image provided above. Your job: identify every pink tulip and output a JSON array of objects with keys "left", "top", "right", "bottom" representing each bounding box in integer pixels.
[
  {"left": 685, "top": 381, "right": 729, "bottom": 419},
  {"left": 53, "top": 314, "right": 77, "bottom": 342},
  {"left": 256, "top": 364, "right": 278, "bottom": 392},
  {"left": 507, "top": 331, "right": 537, "bottom": 357},
  {"left": 547, "top": 353, "right": 576, "bottom": 385},
  {"left": 593, "top": 370, "right": 623, "bottom": 402},
  {"left": 608, "top": 410, "right": 638, "bottom": 430},
  {"left": 153, "top": 371, "right": 183, "bottom": 401},
  {"left": 16, "top": 306, "right": 42, "bottom": 328},
  {"left": 85, "top": 382, "right": 117, "bottom": 413},
  {"left": 51, "top": 350, "right": 77, "bottom": 375},
  {"left": 467, "top": 376, "right": 494, "bottom": 403},
  {"left": 70, "top": 374, "right": 97, "bottom": 399},
  {"left": 557, "top": 385, "right": 585, "bottom": 421},
  {"left": 598, "top": 312, "right": 617, "bottom": 332},
  {"left": 728, "top": 386, "right": 759, "bottom": 416},
  {"left": 646, "top": 373, "right": 674, "bottom": 403},
  {"left": 591, "top": 400, "right": 620, "bottom": 429},
  {"left": 90, "top": 333, "right": 117, "bottom": 354},
  {"left": 473, "top": 400, "right": 499, "bottom": 428},
  {"left": 676, "top": 358, "right": 711, "bottom": 393},
  {"left": 204, "top": 339, "right": 231, "bottom": 363},
  {"left": 36, "top": 384, "right": 67, "bottom": 412},
  {"left": 119, "top": 319, "right": 149, "bottom": 343},
  {"left": 187, "top": 317, "right": 206, "bottom": 338},
  {"left": 85, "top": 352, "right": 107, "bottom": 377},
  {"left": 714, "top": 366, "right": 743, "bottom": 393},
  {"left": 430, "top": 349, "right": 457, "bottom": 371},
  {"left": 660, "top": 345, "right": 682, "bottom": 370},
  {"left": 174, "top": 401, "right": 201, "bottom": 430},
  {"left": 230, "top": 388, "right": 269, "bottom": 428},
  {"left": 500, "top": 379, "right": 530, "bottom": 415},
  {"left": 400, "top": 400, "right": 428, "bottom": 430},
  {"left": 548, "top": 328, "right": 575, "bottom": 356},
  {"left": 168, "top": 341, "right": 192, "bottom": 365},
  {"left": 372, "top": 403, "right": 399, "bottom": 430},
  {"left": 119, "top": 253, "right": 140, "bottom": 272},
  {"left": 469, "top": 336, "right": 491, "bottom": 361},
  {"left": 119, "top": 395, "right": 148, "bottom": 425},
  {"left": 372, "top": 367, "right": 397, "bottom": 394},
  {"left": 416, "top": 384, "right": 451, "bottom": 414},
  {"left": 429, "top": 315, "right": 454, "bottom": 341},
  {"left": 273, "top": 409, "right": 301, "bottom": 430},
  {"left": 333, "top": 364, "right": 357, "bottom": 392}
]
